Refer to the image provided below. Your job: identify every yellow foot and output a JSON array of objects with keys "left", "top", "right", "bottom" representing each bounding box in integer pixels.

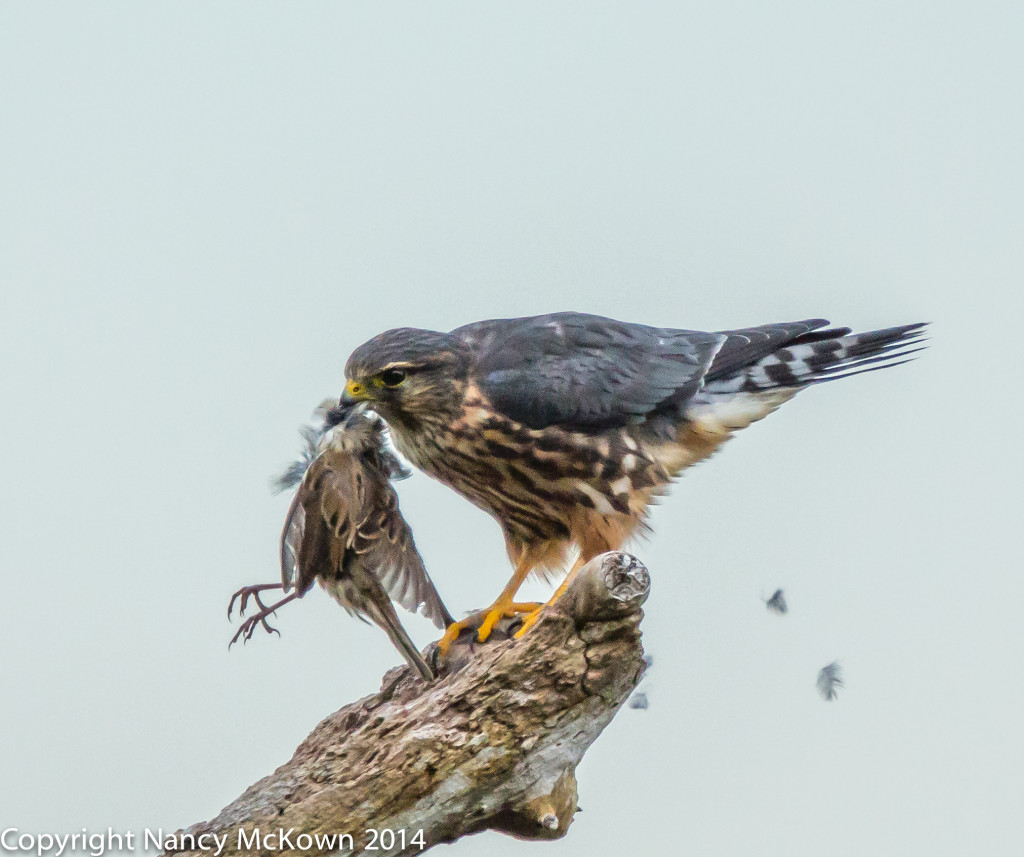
[
  {"left": 476, "top": 601, "right": 541, "bottom": 642},
  {"left": 513, "top": 559, "right": 585, "bottom": 640},
  {"left": 435, "top": 601, "right": 542, "bottom": 656},
  {"left": 436, "top": 619, "right": 468, "bottom": 657},
  {"left": 513, "top": 606, "right": 545, "bottom": 639}
]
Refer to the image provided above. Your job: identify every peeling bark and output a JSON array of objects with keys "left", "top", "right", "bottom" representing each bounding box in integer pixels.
[{"left": 167, "top": 551, "right": 650, "bottom": 856}]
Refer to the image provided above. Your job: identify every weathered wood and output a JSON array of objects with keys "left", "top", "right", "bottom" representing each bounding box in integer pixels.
[{"left": 166, "top": 551, "right": 650, "bottom": 857}]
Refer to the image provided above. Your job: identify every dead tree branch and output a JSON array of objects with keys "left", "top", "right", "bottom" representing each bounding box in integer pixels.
[{"left": 166, "top": 551, "right": 650, "bottom": 857}]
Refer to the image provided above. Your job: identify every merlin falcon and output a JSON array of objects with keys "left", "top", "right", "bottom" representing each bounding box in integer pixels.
[{"left": 340, "top": 312, "right": 925, "bottom": 651}]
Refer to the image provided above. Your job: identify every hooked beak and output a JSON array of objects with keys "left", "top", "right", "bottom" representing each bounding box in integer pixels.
[{"left": 342, "top": 378, "right": 372, "bottom": 403}]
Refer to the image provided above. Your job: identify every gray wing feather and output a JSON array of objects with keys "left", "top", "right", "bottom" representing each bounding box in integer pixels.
[
  {"left": 705, "top": 320, "right": 836, "bottom": 381},
  {"left": 455, "top": 312, "right": 726, "bottom": 430}
]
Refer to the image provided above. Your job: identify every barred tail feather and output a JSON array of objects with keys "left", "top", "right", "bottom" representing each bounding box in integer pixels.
[
  {"left": 739, "top": 323, "right": 927, "bottom": 392},
  {"left": 685, "top": 322, "right": 927, "bottom": 435}
]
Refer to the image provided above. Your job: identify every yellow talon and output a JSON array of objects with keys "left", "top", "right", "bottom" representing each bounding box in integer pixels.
[
  {"left": 436, "top": 600, "right": 543, "bottom": 655},
  {"left": 512, "top": 606, "right": 545, "bottom": 639},
  {"left": 513, "top": 556, "right": 586, "bottom": 640},
  {"left": 436, "top": 619, "right": 469, "bottom": 656},
  {"left": 476, "top": 601, "right": 541, "bottom": 642}
]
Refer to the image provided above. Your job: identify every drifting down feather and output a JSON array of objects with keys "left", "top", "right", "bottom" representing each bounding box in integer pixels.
[
  {"left": 817, "top": 661, "right": 844, "bottom": 701},
  {"left": 765, "top": 589, "right": 788, "bottom": 614}
]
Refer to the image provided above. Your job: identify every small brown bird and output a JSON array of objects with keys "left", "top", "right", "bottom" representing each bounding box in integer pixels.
[{"left": 228, "top": 404, "right": 453, "bottom": 681}]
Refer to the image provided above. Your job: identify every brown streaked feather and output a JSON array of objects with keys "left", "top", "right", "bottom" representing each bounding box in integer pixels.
[
  {"left": 280, "top": 489, "right": 309, "bottom": 594},
  {"left": 281, "top": 416, "right": 454, "bottom": 631}
]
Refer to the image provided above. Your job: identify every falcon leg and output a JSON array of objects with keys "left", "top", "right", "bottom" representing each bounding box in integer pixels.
[
  {"left": 513, "top": 554, "right": 588, "bottom": 639},
  {"left": 436, "top": 558, "right": 539, "bottom": 655}
]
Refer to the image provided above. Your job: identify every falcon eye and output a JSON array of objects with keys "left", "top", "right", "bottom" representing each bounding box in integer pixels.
[{"left": 380, "top": 368, "right": 408, "bottom": 388}]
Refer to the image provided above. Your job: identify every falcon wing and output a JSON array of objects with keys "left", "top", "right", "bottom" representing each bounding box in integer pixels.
[
  {"left": 454, "top": 312, "right": 726, "bottom": 431},
  {"left": 705, "top": 319, "right": 839, "bottom": 381}
]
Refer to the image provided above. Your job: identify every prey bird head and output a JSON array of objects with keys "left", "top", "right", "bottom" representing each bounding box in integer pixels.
[
  {"left": 342, "top": 327, "right": 470, "bottom": 427},
  {"left": 271, "top": 400, "right": 409, "bottom": 495}
]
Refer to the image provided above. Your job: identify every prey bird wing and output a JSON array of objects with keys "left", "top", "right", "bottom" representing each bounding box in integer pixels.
[
  {"left": 354, "top": 486, "right": 455, "bottom": 630},
  {"left": 280, "top": 491, "right": 312, "bottom": 595},
  {"left": 280, "top": 417, "right": 454, "bottom": 631},
  {"left": 316, "top": 451, "right": 454, "bottom": 629},
  {"left": 278, "top": 421, "right": 323, "bottom": 596}
]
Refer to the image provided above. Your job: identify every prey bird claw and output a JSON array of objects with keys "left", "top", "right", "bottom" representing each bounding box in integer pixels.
[
  {"left": 229, "top": 613, "right": 277, "bottom": 648},
  {"left": 227, "top": 582, "right": 285, "bottom": 621},
  {"left": 227, "top": 587, "right": 299, "bottom": 648}
]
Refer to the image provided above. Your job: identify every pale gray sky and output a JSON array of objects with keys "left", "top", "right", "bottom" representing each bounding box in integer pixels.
[{"left": 2, "top": 3, "right": 1022, "bottom": 855}]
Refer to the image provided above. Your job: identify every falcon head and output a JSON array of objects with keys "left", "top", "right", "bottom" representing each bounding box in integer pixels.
[{"left": 342, "top": 327, "right": 470, "bottom": 426}]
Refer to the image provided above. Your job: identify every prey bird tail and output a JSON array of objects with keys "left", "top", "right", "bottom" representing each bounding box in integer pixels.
[{"left": 363, "top": 594, "right": 436, "bottom": 682}]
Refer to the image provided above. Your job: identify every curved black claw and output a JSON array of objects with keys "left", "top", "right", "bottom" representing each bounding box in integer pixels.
[
  {"left": 227, "top": 586, "right": 299, "bottom": 649},
  {"left": 227, "top": 583, "right": 285, "bottom": 620},
  {"left": 229, "top": 611, "right": 282, "bottom": 648}
]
